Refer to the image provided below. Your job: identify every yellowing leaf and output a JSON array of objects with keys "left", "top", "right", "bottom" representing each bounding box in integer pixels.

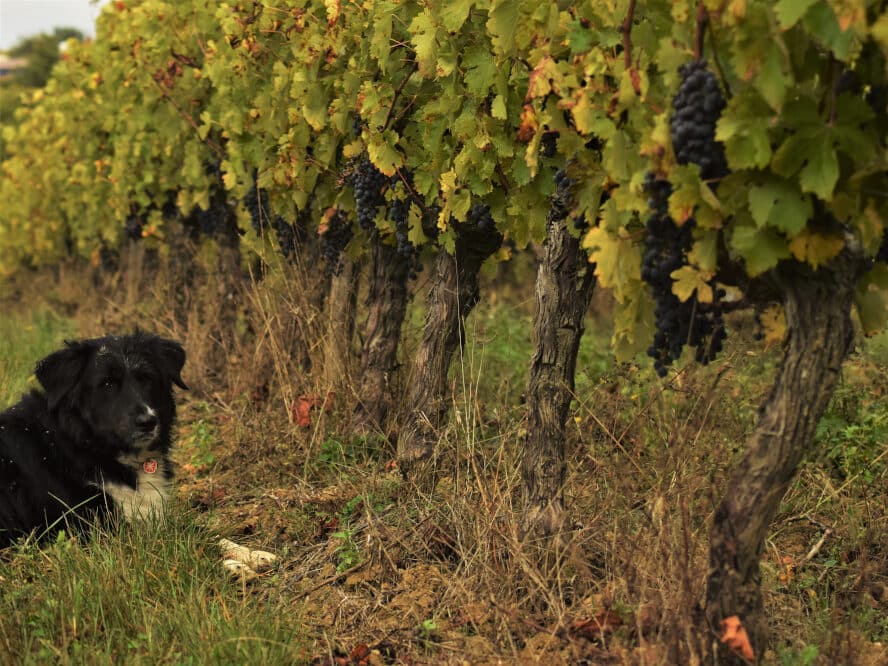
[
  {"left": 582, "top": 226, "right": 641, "bottom": 304},
  {"left": 366, "top": 130, "right": 404, "bottom": 177},
  {"left": 787, "top": 229, "right": 844, "bottom": 269},
  {"left": 324, "top": 0, "right": 340, "bottom": 26},
  {"left": 759, "top": 303, "right": 786, "bottom": 347},
  {"left": 670, "top": 265, "right": 714, "bottom": 303},
  {"left": 611, "top": 279, "right": 654, "bottom": 362}
]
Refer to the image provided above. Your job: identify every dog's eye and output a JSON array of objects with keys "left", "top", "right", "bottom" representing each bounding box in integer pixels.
[{"left": 102, "top": 379, "right": 117, "bottom": 390}]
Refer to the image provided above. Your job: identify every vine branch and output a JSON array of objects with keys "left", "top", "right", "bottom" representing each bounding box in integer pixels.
[
  {"left": 383, "top": 60, "right": 419, "bottom": 132},
  {"left": 620, "top": 0, "right": 640, "bottom": 94},
  {"left": 695, "top": 2, "right": 708, "bottom": 61}
]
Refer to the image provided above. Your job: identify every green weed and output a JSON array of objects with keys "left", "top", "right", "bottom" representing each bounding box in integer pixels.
[
  {"left": 0, "top": 307, "right": 75, "bottom": 408},
  {"left": 0, "top": 509, "right": 306, "bottom": 664}
]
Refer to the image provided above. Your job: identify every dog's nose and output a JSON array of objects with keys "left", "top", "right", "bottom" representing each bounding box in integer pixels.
[{"left": 136, "top": 411, "right": 158, "bottom": 431}]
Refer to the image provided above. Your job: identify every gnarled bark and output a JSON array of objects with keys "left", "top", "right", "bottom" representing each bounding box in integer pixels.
[
  {"left": 706, "top": 251, "right": 862, "bottom": 662},
  {"left": 398, "top": 225, "right": 502, "bottom": 489},
  {"left": 350, "top": 239, "right": 410, "bottom": 436},
  {"left": 522, "top": 213, "right": 596, "bottom": 537}
]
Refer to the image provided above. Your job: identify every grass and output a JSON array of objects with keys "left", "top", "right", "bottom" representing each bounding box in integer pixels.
[
  {"left": 0, "top": 307, "right": 75, "bottom": 408},
  {"left": 0, "top": 258, "right": 885, "bottom": 664},
  {"left": 0, "top": 512, "right": 306, "bottom": 665}
]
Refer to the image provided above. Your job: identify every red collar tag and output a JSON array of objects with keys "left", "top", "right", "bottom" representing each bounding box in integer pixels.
[{"left": 143, "top": 459, "right": 158, "bottom": 474}]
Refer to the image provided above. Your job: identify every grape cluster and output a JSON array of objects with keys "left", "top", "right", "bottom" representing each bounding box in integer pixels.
[
  {"left": 193, "top": 201, "right": 228, "bottom": 237},
  {"left": 320, "top": 210, "right": 353, "bottom": 277},
  {"left": 642, "top": 173, "right": 726, "bottom": 377},
  {"left": 388, "top": 196, "right": 423, "bottom": 280},
  {"left": 351, "top": 113, "right": 364, "bottom": 138},
  {"left": 390, "top": 197, "right": 412, "bottom": 258},
  {"left": 273, "top": 217, "right": 299, "bottom": 259},
  {"left": 670, "top": 60, "right": 728, "bottom": 181},
  {"left": 466, "top": 203, "right": 496, "bottom": 234},
  {"left": 552, "top": 168, "right": 592, "bottom": 232},
  {"left": 345, "top": 155, "right": 387, "bottom": 236}
]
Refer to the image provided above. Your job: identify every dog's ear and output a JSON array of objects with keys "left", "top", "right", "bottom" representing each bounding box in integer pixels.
[
  {"left": 153, "top": 337, "right": 188, "bottom": 390},
  {"left": 35, "top": 341, "right": 91, "bottom": 410}
]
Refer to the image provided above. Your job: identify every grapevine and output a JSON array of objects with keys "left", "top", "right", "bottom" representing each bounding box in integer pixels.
[
  {"left": 345, "top": 155, "right": 387, "bottom": 238},
  {"left": 320, "top": 210, "right": 353, "bottom": 277}
]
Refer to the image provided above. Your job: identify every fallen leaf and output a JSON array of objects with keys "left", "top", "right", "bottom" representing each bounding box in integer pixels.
[
  {"left": 720, "top": 615, "right": 755, "bottom": 661},
  {"left": 349, "top": 643, "right": 370, "bottom": 662},
  {"left": 292, "top": 396, "right": 314, "bottom": 427}
]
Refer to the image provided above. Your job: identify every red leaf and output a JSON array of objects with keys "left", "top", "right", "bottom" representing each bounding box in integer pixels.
[
  {"left": 349, "top": 643, "right": 370, "bottom": 662},
  {"left": 517, "top": 104, "right": 538, "bottom": 143},
  {"left": 720, "top": 615, "right": 755, "bottom": 661},
  {"left": 292, "top": 397, "right": 313, "bottom": 427}
]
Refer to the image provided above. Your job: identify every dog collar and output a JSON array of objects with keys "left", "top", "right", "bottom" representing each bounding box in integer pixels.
[{"left": 143, "top": 459, "right": 158, "bottom": 474}]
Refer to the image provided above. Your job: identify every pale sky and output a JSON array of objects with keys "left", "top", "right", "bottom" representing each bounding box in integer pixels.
[{"left": 0, "top": 0, "right": 108, "bottom": 51}]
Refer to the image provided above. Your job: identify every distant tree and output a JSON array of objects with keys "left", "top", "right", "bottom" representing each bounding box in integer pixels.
[{"left": 8, "top": 28, "right": 84, "bottom": 88}]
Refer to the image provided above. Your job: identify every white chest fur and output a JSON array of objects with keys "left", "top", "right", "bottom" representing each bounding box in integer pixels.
[{"left": 100, "top": 457, "right": 171, "bottom": 520}]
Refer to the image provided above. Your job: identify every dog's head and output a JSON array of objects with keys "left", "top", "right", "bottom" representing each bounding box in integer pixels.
[{"left": 35, "top": 332, "right": 187, "bottom": 451}]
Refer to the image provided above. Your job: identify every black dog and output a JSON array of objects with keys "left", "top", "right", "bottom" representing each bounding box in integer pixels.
[{"left": 0, "top": 332, "right": 187, "bottom": 547}]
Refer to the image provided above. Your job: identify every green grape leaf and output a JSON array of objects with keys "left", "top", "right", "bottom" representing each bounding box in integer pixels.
[
  {"left": 716, "top": 94, "right": 773, "bottom": 169},
  {"left": 440, "top": 0, "right": 475, "bottom": 32},
  {"left": 370, "top": 9, "right": 393, "bottom": 72},
  {"left": 730, "top": 225, "right": 790, "bottom": 276},
  {"left": 775, "top": 0, "right": 818, "bottom": 29},
  {"left": 410, "top": 11, "right": 440, "bottom": 77},
  {"left": 491, "top": 94, "right": 508, "bottom": 120},
  {"left": 567, "top": 19, "right": 594, "bottom": 54},
  {"left": 487, "top": 0, "right": 519, "bottom": 57},
  {"left": 798, "top": 141, "right": 839, "bottom": 201},
  {"left": 747, "top": 179, "right": 812, "bottom": 236},
  {"left": 611, "top": 279, "right": 654, "bottom": 363},
  {"left": 755, "top": 44, "right": 787, "bottom": 111},
  {"left": 803, "top": 3, "right": 854, "bottom": 61},
  {"left": 463, "top": 46, "right": 497, "bottom": 97}
]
